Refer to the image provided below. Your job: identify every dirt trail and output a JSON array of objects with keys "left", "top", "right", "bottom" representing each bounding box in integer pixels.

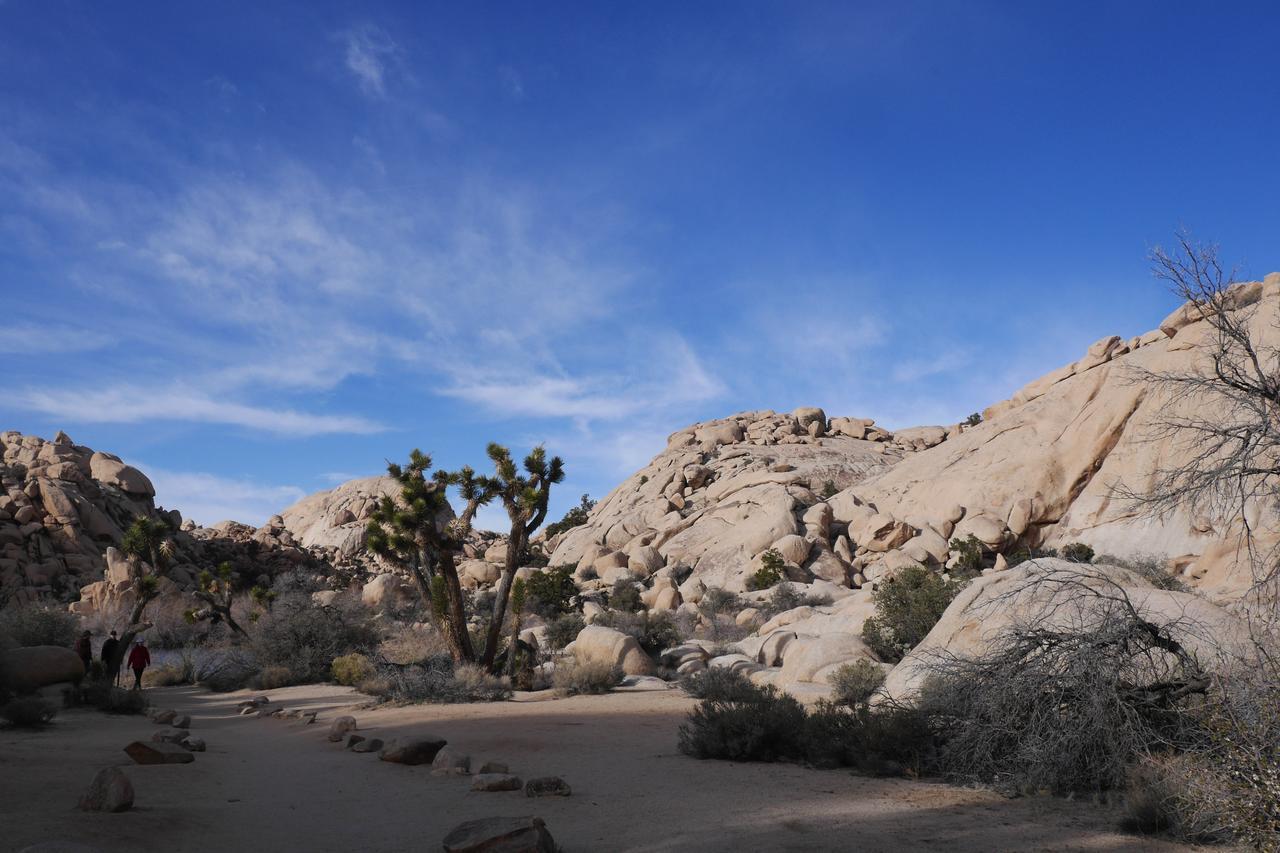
[{"left": 1, "top": 684, "right": 1190, "bottom": 852}]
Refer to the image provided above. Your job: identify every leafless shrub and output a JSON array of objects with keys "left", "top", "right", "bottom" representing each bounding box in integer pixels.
[{"left": 917, "top": 565, "right": 1209, "bottom": 795}]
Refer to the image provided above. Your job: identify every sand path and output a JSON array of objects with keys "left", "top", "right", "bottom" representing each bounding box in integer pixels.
[{"left": 2, "top": 683, "right": 1195, "bottom": 852}]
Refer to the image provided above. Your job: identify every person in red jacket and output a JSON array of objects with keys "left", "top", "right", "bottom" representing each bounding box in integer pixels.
[{"left": 127, "top": 639, "right": 151, "bottom": 690}]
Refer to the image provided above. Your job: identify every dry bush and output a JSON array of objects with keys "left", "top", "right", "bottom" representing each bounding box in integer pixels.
[
  {"left": 680, "top": 667, "right": 760, "bottom": 703},
  {"left": 918, "top": 567, "right": 1209, "bottom": 795},
  {"left": 254, "top": 665, "right": 294, "bottom": 690},
  {"left": 1123, "top": 754, "right": 1226, "bottom": 843},
  {"left": 374, "top": 657, "right": 512, "bottom": 704},
  {"left": 377, "top": 624, "right": 448, "bottom": 665},
  {"left": 248, "top": 593, "right": 377, "bottom": 684},
  {"left": 0, "top": 695, "right": 57, "bottom": 727},
  {"left": 0, "top": 605, "right": 79, "bottom": 648},
  {"left": 331, "top": 652, "right": 376, "bottom": 686},
  {"left": 552, "top": 659, "right": 623, "bottom": 696},
  {"left": 829, "top": 660, "right": 885, "bottom": 708},
  {"left": 545, "top": 612, "right": 585, "bottom": 652}
]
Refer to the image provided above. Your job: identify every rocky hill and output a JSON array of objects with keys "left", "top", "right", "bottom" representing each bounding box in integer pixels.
[{"left": 0, "top": 431, "right": 325, "bottom": 611}]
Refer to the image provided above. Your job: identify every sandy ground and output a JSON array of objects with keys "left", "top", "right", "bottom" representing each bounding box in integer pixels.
[{"left": 1, "top": 683, "right": 1198, "bottom": 853}]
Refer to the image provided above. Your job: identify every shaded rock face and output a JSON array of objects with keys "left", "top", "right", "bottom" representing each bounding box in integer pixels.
[
  {"left": 0, "top": 645, "right": 85, "bottom": 691},
  {"left": 0, "top": 431, "right": 326, "bottom": 613}
]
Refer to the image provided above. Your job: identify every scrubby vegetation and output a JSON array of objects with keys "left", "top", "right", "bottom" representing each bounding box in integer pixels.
[
  {"left": 247, "top": 594, "right": 378, "bottom": 686},
  {"left": 544, "top": 493, "right": 596, "bottom": 538},
  {"left": 330, "top": 652, "right": 376, "bottom": 686},
  {"left": 828, "top": 660, "right": 885, "bottom": 708},
  {"left": 525, "top": 565, "right": 578, "bottom": 616},
  {"left": 0, "top": 695, "right": 58, "bottom": 727},
  {"left": 545, "top": 612, "right": 585, "bottom": 652},
  {"left": 595, "top": 609, "right": 682, "bottom": 655},
  {"left": 607, "top": 578, "right": 643, "bottom": 612},
  {"left": 747, "top": 549, "right": 785, "bottom": 591},
  {"left": 861, "top": 564, "right": 965, "bottom": 663},
  {"left": 0, "top": 604, "right": 79, "bottom": 648},
  {"left": 552, "top": 659, "right": 624, "bottom": 695},
  {"left": 363, "top": 657, "right": 513, "bottom": 704}
]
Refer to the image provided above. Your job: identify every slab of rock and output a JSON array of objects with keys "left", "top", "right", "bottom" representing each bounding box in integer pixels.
[
  {"left": 570, "top": 625, "right": 655, "bottom": 676},
  {"left": 148, "top": 708, "right": 177, "bottom": 725},
  {"left": 351, "top": 737, "right": 383, "bottom": 753},
  {"left": 476, "top": 760, "right": 509, "bottom": 774},
  {"left": 151, "top": 728, "right": 187, "bottom": 744},
  {"left": 327, "top": 715, "right": 357, "bottom": 742},
  {"left": 124, "top": 740, "right": 194, "bottom": 765},
  {"left": 524, "top": 776, "right": 571, "bottom": 798},
  {"left": 379, "top": 735, "right": 447, "bottom": 765},
  {"left": 78, "top": 767, "right": 134, "bottom": 812},
  {"left": 470, "top": 773, "right": 523, "bottom": 792},
  {"left": 344, "top": 733, "right": 366, "bottom": 749},
  {"left": 442, "top": 816, "right": 555, "bottom": 853},
  {"left": 181, "top": 736, "right": 206, "bottom": 752}
]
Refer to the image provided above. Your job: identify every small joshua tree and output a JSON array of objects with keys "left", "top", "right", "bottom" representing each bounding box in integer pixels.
[
  {"left": 185, "top": 562, "right": 249, "bottom": 638},
  {"left": 109, "top": 516, "right": 174, "bottom": 672}
]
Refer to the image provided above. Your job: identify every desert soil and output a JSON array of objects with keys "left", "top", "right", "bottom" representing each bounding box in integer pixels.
[{"left": 1, "top": 683, "right": 1196, "bottom": 852}]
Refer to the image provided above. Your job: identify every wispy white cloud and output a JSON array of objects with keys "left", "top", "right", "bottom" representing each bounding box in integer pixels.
[
  {"left": 339, "top": 24, "right": 401, "bottom": 98},
  {"left": 141, "top": 465, "right": 307, "bottom": 527},
  {"left": 0, "top": 323, "right": 115, "bottom": 354},
  {"left": 18, "top": 386, "right": 384, "bottom": 436}
]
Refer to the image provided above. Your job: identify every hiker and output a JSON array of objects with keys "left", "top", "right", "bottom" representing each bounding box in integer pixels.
[
  {"left": 127, "top": 638, "right": 151, "bottom": 690},
  {"left": 100, "top": 630, "right": 121, "bottom": 686},
  {"left": 74, "top": 630, "right": 92, "bottom": 671}
]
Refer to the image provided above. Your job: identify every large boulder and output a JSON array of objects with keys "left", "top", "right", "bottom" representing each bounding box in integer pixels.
[
  {"left": 442, "top": 816, "right": 556, "bottom": 853},
  {"left": 570, "top": 626, "right": 655, "bottom": 675},
  {"left": 78, "top": 767, "right": 134, "bottom": 812},
  {"left": 0, "top": 646, "right": 85, "bottom": 692},
  {"left": 881, "top": 559, "right": 1249, "bottom": 702},
  {"left": 379, "top": 735, "right": 448, "bottom": 765},
  {"left": 88, "top": 453, "right": 155, "bottom": 496}
]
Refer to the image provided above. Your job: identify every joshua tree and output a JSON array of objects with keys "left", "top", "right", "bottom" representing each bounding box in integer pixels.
[
  {"left": 366, "top": 444, "right": 563, "bottom": 669},
  {"left": 365, "top": 450, "right": 485, "bottom": 662},
  {"left": 184, "top": 562, "right": 249, "bottom": 638},
  {"left": 108, "top": 516, "right": 174, "bottom": 672},
  {"left": 478, "top": 443, "right": 564, "bottom": 668}
]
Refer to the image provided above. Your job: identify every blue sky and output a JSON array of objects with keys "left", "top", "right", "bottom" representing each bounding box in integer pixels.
[{"left": 2, "top": 2, "right": 1278, "bottom": 529}]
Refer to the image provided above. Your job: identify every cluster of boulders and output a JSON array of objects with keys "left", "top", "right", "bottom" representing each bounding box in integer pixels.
[{"left": 0, "top": 430, "right": 329, "bottom": 616}]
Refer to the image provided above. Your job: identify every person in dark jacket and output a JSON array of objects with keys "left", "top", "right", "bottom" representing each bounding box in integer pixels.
[
  {"left": 74, "top": 630, "right": 92, "bottom": 671},
  {"left": 100, "top": 630, "right": 120, "bottom": 686},
  {"left": 127, "top": 639, "right": 151, "bottom": 690}
]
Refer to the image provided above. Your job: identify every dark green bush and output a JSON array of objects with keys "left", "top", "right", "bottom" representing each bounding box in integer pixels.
[
  {"left": 544, "top": 494, "right": 596, "bottom": 538},
  {"left": 680, "top": 667, "right": 761, "bottom": 703},
  {"left": 963, "top": 412, "right": 982, "bottom": 427},
  {"left": 79, "top": 681, "right": 148, "bottom": 715},
  {"left": 525, "top": 565, "right": 578, "bottom": 617},
  {"left": 678, "top": 681, "right": 807, "bottom": 762},
  {"left": 747, "top": 549, "right": 785, "bottom": 591},
  {"left": 829, "top": 660, "right": 885, "bottom": 707},
  {"left": 821, "top": 480, "right": 838, "bottom": 499},
  {"left": 595, "top": 610, "right": 682, "bottom": 655},
  {"left": 947, "top": 534, "right": 985, "bottom": 576},
  {"left": 801, "top": 700, "right": 937, "bottom": 774},
  {"left": 862, "top": 564, "right": 965, "bottom": 663},
  {"left": 545, "top": 612, "right": 585, "bottom": 652},
  {"left": 0, "top": 605, "right": 79, "bottom": 648},
  {"left": 1, "top": 695, "right": 57, "bottom": 727},
  {"left": 1061, "top": 542, "right": 1095, "bottom": 563},
  {"left": 608, "top": 578, "right": 642, "bottom": 613}
]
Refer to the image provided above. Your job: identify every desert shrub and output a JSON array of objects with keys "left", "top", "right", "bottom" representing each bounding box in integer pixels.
[
  {"left": 1122, "top": 755, "right": 1226, "bottom": 844},
  {"left": 377, "top": 657, "right": 511, "bottom": 704},
  {"left": 194, "top": 648, "right": 258, "bottom": 692},
  {"left": 1097, "top": 553, "right": 1188, "bottom": 592},
  {"left": 607, "top": 578, "right": 642, "bottom": 613},
  {"left": 0, "top": 605, "right": 79, "bottom": 648},
  {"left": 747, "top": 549, "right": 785, "bottom": 591},
  {"left": 144, "top": 663, "right": 191, "bottom": 688},
  {"left": 698, "top": 587, "right": 742, "bottom": 616},
  {"left": 829, "top": 660, "right": 885, "bottom": 708},
  {"left": 963, "top": 412, "right": 982, "bottom": 427},
  {"left": 1004, "top": 546, "right": 1059, "bottom": 567},
  {"left": 917, "top": 581, "right": 1208, "bottom": 795},
  {"left": 801, "top": 700, "right": 937, "bottom": 774},
  {"left": 947, "top": 534, "right": 985, "bottom": 576},
  {"left": 553, "top": 659, "right": 624, "bottom": 695},
  {"left": 678, "top": 681, "right": 807, "bottom": 762},
  {"left": 357, "top": 676, "right": 393, "bottom": 698},
  {"left": 331, "top": 652, "right": 376, "bottom": 686},
  {"left": 861, "top": 564, "right": 965, "bottom": 663},
  {"left": 248, "top": 594, "right": 377, "bottom": 684},
  {"left": 821, "top": 479, "right": 838, "bottom": 499},
  {"left": 1061, "top": 541, "right": 1095, "bottom": 563},
  {"left": 757, "top": 583, "right": 832, "bottom": 620},
  {"left": 680, "top": 667, "right": 761, "bottom": 703},
  {"left": 525, "top": 565, "right": 577, "bottom": 617},
  {"left": 79, "top": 681, "right": 148, "bottom": 715},
  {"left": 595, "top": 610, "right": 682, "bottom": 655},
  {"left": 544, "top": 494, "right": 596, "bottom": 538},
  {"left": 254, "top": 665, "right": 295, "bottom": 690},
  {"left": 545, "top": 612, "right": 585, "bottom": 652},
  {"left": 377, "top": 624, "right": 448, "bottom": 665},
  {"left": 0, "top": 696, "right": 57, "bottom": 727}
]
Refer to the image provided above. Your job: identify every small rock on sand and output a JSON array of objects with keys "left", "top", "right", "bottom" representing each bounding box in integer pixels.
[
  {"left": 78, "top": 767, "right": 134, "bottom": 812},
  {"left": 525, "top": 776, "right": 571, "bottom": 798},
  {"left": 441, "top": 816, "right": 555, "bottom": 852},
  {"left": 470, "top": 773, "right": 522, "bottom": 792},
  {"left": 327, "top": 716, "right": 357, "bottom": 742},
  {"left": 124, "top": 741, "right": 194, "bottom": 765},
  {"left": 379, "top": 735, "right": 447, "bottom": 765}
]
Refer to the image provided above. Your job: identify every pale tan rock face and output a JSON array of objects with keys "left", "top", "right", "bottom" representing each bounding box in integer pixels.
[
  {"left": 546, "top": 410, "right": 906, "bottom": 590},
  {"left": 278, "top": 476, "right": 398, "bottom": 558}
]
